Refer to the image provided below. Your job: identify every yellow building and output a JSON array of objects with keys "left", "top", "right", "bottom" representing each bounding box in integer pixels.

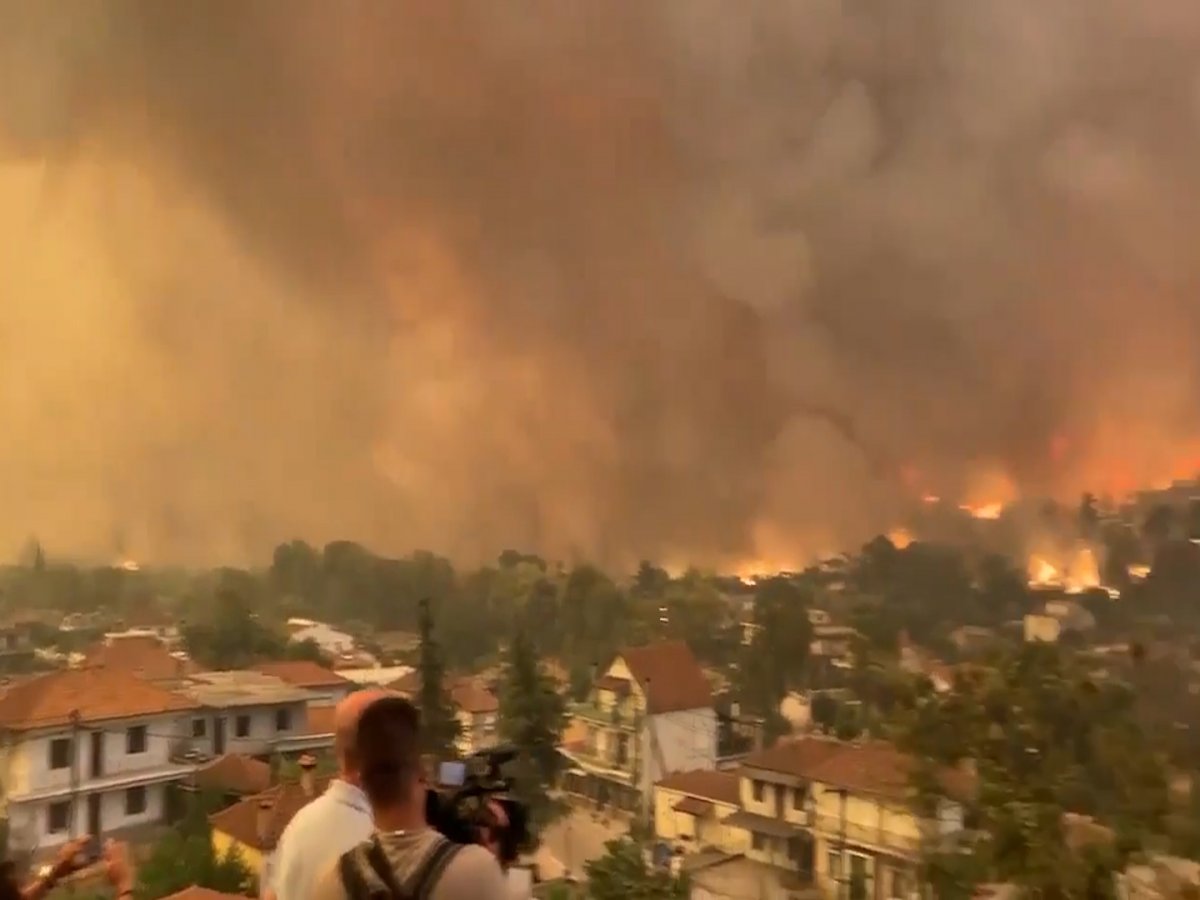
[
  {"left": 654, "top": 769, "right": 747, "bottom": 855},
  {"left": 562, "top": 641, "right": 716, "bottom": 813},
  {"left": 652, "top": 737, "right": 970, "bottom": 899},
  {"left": 735, "top": 737, "right": 970, "bottom": 899}
]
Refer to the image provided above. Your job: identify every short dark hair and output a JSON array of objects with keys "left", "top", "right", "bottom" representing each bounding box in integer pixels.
[{"left": 354, "top": 696, "right": 423, "bottom": 806}]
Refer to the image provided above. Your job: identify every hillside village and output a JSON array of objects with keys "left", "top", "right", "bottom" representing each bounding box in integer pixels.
[{"left": 0, "top": 539, "right": 1197, "bottom": 900}]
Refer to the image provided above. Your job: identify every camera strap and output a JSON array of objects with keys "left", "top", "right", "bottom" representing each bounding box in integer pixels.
[{"left": 340, "top": 835, "right": 463, "bottom": 900}]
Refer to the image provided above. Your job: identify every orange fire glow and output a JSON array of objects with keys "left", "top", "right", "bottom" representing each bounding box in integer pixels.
[{"left": 887, "top": 527, "right": 914, "bottom": 549}]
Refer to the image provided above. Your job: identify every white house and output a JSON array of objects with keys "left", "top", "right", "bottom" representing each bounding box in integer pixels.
[
  {"left": 285, "top": 621, "right": 355, "bottom": 658},
  {"left": 178, "top": 672, "right": 330, "bottom": 758},
  {"left": 562, "top": 640, "right": 717, "bottom": 814},
  {"left": 250, "top": 661, "right": 355, "bottom": 707},
  {"left": 0, "top": 667, "right": 202, "bottom": 851}
]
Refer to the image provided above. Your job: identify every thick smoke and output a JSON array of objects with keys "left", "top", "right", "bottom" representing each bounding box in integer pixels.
[{"left": 2, "top": 0, "right": 1200, "bottom": 568}]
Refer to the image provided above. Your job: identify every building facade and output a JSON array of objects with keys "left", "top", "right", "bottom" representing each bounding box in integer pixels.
[
  {"left": 0, "top": 668, "right": 201, "bottom": 850},
  {"left": 653, "top": 736, "right": 970, "bottom": 900},
  {"left": 563, "top": 640, "right": 717, "bottom": 814}
]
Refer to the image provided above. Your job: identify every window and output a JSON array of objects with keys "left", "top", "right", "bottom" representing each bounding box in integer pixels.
[
  {"left": 48, "top": 738, "right": 72, "bottom": 770},
  {"left": 274, "top": 708, "right": 291, "bottom": 733},
  {"left": 47, "top": 801, "right": 70, "bottom": 834},
  {"left": 192, "top": 718, "right": 206, "bottom": 738},
  {"left": 751, "top": 832, "right": 766, "bottom": 852},
  {"left": 751, "top": 780, "right": 764, "bottom": 802},
  {"left": 828, "top": 850, "right": 842, "bottom": 880},
  {"left": 235, "top": 715, "right": 251, "bottom": 738},
  {"left": 890, "top": 867, "right": 910, "bottom": 900},
  {"left": 125, "top": 786, "right": 147, "bottom": 816},
  {"left": 126, "top": 725, "right": 147, "bottom": 754},
  {"left": 793, "top": 787, "right": 807, "bottom": 810}
]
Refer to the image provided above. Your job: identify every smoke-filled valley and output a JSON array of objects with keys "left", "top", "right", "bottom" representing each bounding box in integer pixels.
[{"left": 3, "top": 1, "right": 1200, "bottom": 567}]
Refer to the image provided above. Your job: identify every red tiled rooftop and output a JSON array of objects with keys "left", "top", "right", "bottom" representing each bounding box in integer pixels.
[{"left": 619, "top": 640, "right": 712, "bottom": 714}]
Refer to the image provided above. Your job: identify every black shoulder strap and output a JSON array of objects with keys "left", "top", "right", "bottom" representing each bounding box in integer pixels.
[
  {"left": 409, "top": 839, "right": 464, "bottom": 900},
  {"left": 338, "top": 848, "right": 376, "bottom": 900},
  {"left": 364, "top": 836, "right": 410, "bottom": 899}
]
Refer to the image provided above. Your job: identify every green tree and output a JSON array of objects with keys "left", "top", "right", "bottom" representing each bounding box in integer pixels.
[
  {"left": 135, "top": 792, "right": 253, "bottom": 900},
  {"left": 182, "top": 582, "right": 286, "bottom": 669},
  {"left": 416, "top": 597, "right": 461, "bottom": 757},
  {"left": 584, "top": 837, "right": 688, "bottom": 900},
  {"left": 498, "top": 629, "right": 568, "bottom": 845}
]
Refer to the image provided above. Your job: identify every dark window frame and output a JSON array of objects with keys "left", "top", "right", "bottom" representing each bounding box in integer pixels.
[
  {"left": 125, "top": 785, "right": 147, "bottom": 816},
  {"left": 126, "top": 725, "right": 148, "bottom": 755},
  {"left": 49, "top": 738, "right": 72, "bottom": 770}
]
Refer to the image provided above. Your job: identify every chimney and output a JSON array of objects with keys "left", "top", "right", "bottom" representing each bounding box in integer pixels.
[
  {"left": 256, "top": 798, "right": 273, "bottom": 848},
  {"left": 298, "top": 754, "right": 317, "bottom": 797}
]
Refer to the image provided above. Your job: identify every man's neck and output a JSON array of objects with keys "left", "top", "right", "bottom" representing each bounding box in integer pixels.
[{"left": 373, "top": 804, "right": 427, "bottom": 833}]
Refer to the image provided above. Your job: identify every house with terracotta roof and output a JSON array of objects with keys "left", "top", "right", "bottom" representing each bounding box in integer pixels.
[
  {"left": 250, "top": 661, "right": 355, "bottom": 706},
  {"left": 0, "top": 667, "right": 202, "bottom": 851},
  {"left": 450, "top": 679, "right": 499, "bottom": 757},
  {"left": 719, "top": 736, "right": 970, "bottom": 899},
  {"left": 654, "top": 769, "right": 744, "bottom": 852},
  {"left": 178, "top": 671, "right": 332, "bottom": 760},
  {"left": 208, "top": 758, "right": 330, "bottom": 891},
  {"left": 560, "top": 639, "right": 717, "bottom": 814},
  {"left": 192, "top": 754, "right": 273, "bottom": 802},
  {"left": 80, "top": 634, "right": 200, "bottom": 687}
]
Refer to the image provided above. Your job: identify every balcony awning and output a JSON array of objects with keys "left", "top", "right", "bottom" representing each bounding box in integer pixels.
[
  {"left": 723, "top": 810, "right": 804, "bottom": 839},
  {"left": 673, "top": 796, "right": 714, "bottom": 817}
]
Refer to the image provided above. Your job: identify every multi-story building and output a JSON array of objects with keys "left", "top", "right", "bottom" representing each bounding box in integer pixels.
[
  {"left": 653, "top": 736, "right": 971, "bottom": 900},
  {"left": 0, "top": 667, "right": 201, "bottom": 851},
  {"left": 450, "top": 679, "right": 499, "bottom": 757},
  {"left": 251, "top": 661, "right": 356, "bottom": 707},
  {"left": 179, "top": 671, "right": 330, "bottom": 759},
  {"left": 562, "top": 640, "right": 716, "bottom": 814}
]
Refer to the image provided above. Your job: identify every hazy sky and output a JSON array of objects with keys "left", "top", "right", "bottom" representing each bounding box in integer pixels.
[{"left": 2, "top": 1, "right": 1200, "bottom": 568}]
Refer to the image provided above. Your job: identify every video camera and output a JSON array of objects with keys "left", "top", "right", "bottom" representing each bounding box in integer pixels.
[{"left": 424, "top": 744, "right": 529, "bottom": 865}]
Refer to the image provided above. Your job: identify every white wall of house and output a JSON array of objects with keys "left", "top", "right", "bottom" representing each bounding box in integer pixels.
[
  {"left": 2, "top": 714, "right": 192, "bottom": 802},
  {"left": 8, "top": 781, "right": 172, "bottom": 848},
  {"left": 303, "top": 685, "right": 354, "bottom": 707},
  {"left": 188, "top": 702, "right": 309, "bottom": 758},
  {"left": 638, "top": 708, "right": 717, "bottom": 798}
]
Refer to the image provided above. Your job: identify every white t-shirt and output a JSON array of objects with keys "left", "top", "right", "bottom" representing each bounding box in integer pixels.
[{"left": 270, "top": 779, "right": 375, "bottom": 900}]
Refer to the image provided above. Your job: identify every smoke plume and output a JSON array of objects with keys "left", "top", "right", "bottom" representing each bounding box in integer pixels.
[{"left": 2, "top": 0, "right": 1200, "bottom": 568}]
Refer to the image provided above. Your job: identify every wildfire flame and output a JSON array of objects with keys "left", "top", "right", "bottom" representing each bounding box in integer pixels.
[
  {"left": 116, "top": 559, "right": 140, "bottom": 572},
  {"left": 887, "top": 527, "right": 914, "bottom": 549},
  {"left": 960, "top": 502, "right": 1004, "bottom": 520},
  {"left": 1127, "top": 563, "right": 1151, "bottom": 581},
  {"left": 1028, "top": 547, "right": 1117, "bottom": 597}
]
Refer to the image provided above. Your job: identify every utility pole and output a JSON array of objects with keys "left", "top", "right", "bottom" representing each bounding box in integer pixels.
[{"left": 68, "top": 709, "right": 81, "bottom": 840}]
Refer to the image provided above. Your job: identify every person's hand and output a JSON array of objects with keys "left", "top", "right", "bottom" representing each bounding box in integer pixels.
[
  {"left": 477, "top": 800, "right": 509, "bottom": 861},
  {"left": 102, "top": 840, "right": 134, "bottom": 895},
  {"left": 49, "top": 835, "right": 91, "bottom": 880}
]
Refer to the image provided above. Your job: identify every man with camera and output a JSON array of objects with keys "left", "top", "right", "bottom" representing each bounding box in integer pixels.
[{"left": 310, "top": 696, "right": 514, "bottom": 900}]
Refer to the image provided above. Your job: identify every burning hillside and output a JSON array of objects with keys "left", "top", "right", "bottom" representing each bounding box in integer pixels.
[{"left": 4, "top": 3, "right": 1200, "bottom": 565}]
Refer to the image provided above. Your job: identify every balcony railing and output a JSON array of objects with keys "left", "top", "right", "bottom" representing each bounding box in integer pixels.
[
  {"left": 567, "top": 745, "right": 637, "bottom": 779},
  {"left": 813, "top": 814, "right": 922, "bottom": 855},
  {"left": 571, "top": 701, "right": 637, "bottom": 730}
]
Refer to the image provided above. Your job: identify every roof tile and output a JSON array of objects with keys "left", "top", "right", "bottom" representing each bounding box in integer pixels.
[
  {"left": 619, "top": 641, "right": 712, "bottom": 714},
  {"left": 208, "top": 776, "right": 333, "bottom": 852},
  {"left": 252, "top": 661, "right": 352, "bottom": 689},
  {"left": 0, "top": 668, "right": 200, "bottom": 731},
  {"left": 656, "top": 769, "right": 741, "bottom": 806},
  {"left": 81, "top": 636, "right": 200, "bottom": 683},
  {"left": 193, "top": 754, "right": 273, "bottom": 796}
]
